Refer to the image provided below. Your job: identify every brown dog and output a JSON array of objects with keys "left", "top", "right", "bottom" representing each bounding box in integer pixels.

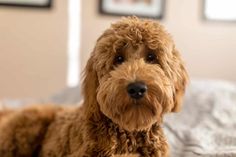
[{"left": 0, "top": 17, "right": 188, "bottom": 157}]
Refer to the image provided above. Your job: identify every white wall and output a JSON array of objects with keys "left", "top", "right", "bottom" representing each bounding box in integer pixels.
[{"left": 81, "top": 0, "right": 236, "bottom": 81}]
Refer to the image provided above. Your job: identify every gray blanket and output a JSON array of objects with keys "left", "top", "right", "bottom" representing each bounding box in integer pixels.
[
  {"left": 1, "top": 80, "right": 236, "bottom": 157},
  {"left": 164, "top": 80, "right": 236, "bottom": 157}
]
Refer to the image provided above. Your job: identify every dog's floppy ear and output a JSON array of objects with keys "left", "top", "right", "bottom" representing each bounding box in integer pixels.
[
  {"left": 82, "top": 52, "right": 99, "bottom": 115},
  {"left": 171, "top": 48, "right": 188, "bottom": 112}
]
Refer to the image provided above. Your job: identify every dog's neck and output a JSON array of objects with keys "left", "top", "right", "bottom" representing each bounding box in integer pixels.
[
  {"left": 83, "top": 102, "right": 166, "bottom": 154},
  {"left": 86, "top": 107, "right": 160, "bottom": 134}
]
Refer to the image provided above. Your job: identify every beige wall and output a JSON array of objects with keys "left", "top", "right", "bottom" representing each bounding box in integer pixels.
[
  {"left": 81, "top": 0, "right": 236, "bottom": 81},
  {"left": 0, "top": 0, "right": 67, "bottom": 99},
  {"left": 0, "top": 0, "right": 236, "bottom": 99}
]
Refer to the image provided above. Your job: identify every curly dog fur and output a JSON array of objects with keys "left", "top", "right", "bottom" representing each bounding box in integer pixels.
[{"left": 0, "top": 17, "right": 188, "bottom": 157}]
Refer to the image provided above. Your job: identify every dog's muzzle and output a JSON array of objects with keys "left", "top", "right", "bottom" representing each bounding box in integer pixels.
[{"left": 127, "top": 82, "right": 147, "bottom": 99}]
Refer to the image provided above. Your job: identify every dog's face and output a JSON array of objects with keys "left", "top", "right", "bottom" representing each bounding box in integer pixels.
[{"left": 83, "top": 17, "right": 188, "bottom": 131}]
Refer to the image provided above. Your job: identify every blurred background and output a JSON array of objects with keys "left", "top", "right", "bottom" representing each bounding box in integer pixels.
[{"left": 0, "top": 0, "right": 236, "bottom": 99}]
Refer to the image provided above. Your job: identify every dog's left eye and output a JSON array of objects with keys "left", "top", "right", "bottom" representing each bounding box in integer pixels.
[
  {"left": 146, "top": 52, "right": 158, "bottom": 63},
  {"left": 114, "top": 55, "right": 125, "bottom": 65}
]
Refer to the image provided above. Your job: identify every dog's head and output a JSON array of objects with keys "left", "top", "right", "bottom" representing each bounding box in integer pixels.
[{"left": 83, "top": 17, "right": 188, "bottom": 131}]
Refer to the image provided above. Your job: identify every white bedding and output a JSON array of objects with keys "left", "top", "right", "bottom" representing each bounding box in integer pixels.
[{"left": 1, "top": 80, "right": 236, "bottom": 157}]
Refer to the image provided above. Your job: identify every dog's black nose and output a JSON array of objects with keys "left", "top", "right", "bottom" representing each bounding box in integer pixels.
[{"left": 127, "top": 82, "right": 147, "bottom": 99}]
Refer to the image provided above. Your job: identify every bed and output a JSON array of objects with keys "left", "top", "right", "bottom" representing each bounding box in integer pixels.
[
  {"left": 165, "top": 80, "right": 236, "bottom": 157},
  {"left": 1, "top": 79, "right": 236, "bottom": 157}
]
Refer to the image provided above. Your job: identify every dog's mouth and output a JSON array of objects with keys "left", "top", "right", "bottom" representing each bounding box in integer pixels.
[
  {"left": 98, "top": 85, "right": 162, "bottom": 131},
  {"left": 124, "top": 99, "right": 158, "bottom": 116},
  {"left": 114, "top": 99, "right": 160, "bottom": 131},
  {"left": 125, "top": 82, "right": 159, "bottom": 116}
]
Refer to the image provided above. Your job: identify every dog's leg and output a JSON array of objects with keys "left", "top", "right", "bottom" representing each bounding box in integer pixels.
[{"left": 0, "top": 105, "right": 58, "bottom": 157}]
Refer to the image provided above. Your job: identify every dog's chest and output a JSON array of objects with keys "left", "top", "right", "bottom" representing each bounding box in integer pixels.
[{"left": 114, "top": 129, "right": 158, "bottom": 154}]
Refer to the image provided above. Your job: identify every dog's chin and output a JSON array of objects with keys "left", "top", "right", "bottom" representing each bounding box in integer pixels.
[
  {"left": 115, "top": 104, "right": 159, "bottom": 131},
  {"left": 99, "top": 97, "right": 162, "bottom": 132}
]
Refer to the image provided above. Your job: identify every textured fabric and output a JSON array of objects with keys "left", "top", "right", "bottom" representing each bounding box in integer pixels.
[
  {"left": 164, "top": 80, "right": 236, "bottom": 157},
  {"left": 1, "top": 80, "right": 236, "bottom": 157}
]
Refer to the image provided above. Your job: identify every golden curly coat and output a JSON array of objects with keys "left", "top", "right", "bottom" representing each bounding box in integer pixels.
[{"left": 0, "top": 17, "right": 188, "bottom": 157}]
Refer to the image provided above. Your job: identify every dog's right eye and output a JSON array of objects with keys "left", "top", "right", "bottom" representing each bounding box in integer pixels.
[
  {"left": 146, "top": 52, "right": 158, "bottom": 64},
  {"left": 114, "top": 55, "right": 125, "bottom": 65}
]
